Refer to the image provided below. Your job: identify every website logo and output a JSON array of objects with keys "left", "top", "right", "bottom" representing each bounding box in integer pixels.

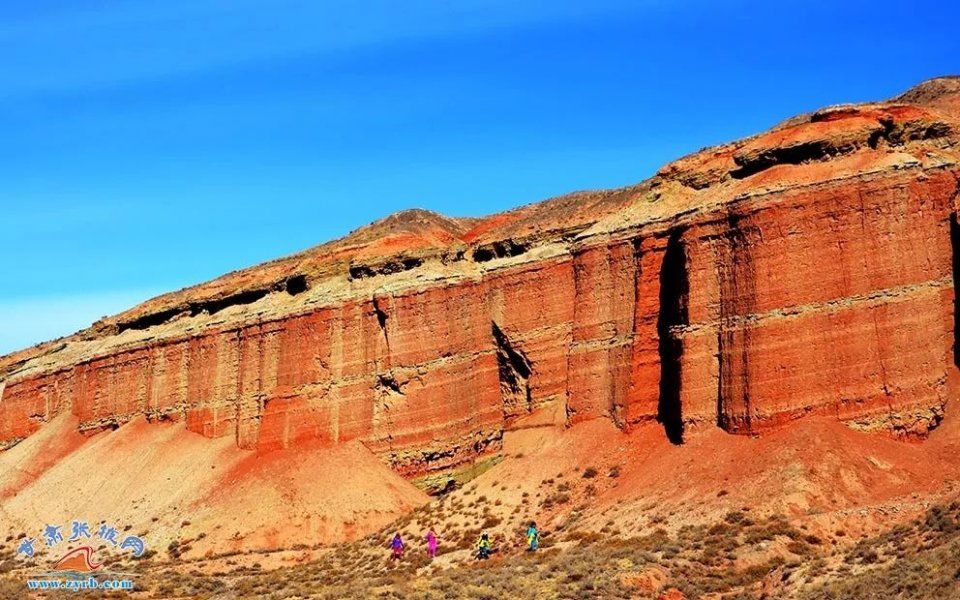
[{"left": 15, "top": 519, "right": 147, "bottom": 592}]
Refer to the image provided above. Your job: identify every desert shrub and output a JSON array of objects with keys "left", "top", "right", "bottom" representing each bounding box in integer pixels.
[
  {"left": 541, "top": 493, "right": 570, "bottom": 509},
  {"left": 167, "top": 540, "right": 182, "bottom": 559},
  {"left": 724, "top": 511, "right": 746, "bottom": 524},
  {"left": 481, "top": 515, "right": 502, "bottom": 529}
]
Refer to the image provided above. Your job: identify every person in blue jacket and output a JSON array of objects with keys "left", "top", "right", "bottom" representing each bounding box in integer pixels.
[{"left": 526, "top": 522, "right": 539, "bottom": 551}]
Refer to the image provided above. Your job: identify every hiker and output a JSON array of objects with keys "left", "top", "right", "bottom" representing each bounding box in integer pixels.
[
  {"left": 526, "top": 521, "right": 539, "bottom": 551},
  {"left": 425, "top": 528, "right": 438, "bottom": 559},
  {"left": 475, "top": 532, "right": 492, "bottom": 560},
  {"left": 390, "top": 532, "right": 405, "bottom": 560}
]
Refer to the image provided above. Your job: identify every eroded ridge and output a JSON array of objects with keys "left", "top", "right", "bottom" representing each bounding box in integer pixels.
[{"left": 1, "top": 77, "right": 960, "bottom": 483}]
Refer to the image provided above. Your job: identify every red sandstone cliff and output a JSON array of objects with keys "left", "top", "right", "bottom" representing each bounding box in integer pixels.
[{"left": 2, "top": 77, "right": 960, "bottom": 491}]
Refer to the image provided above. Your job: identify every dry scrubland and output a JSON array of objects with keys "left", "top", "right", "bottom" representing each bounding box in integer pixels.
[{"left": 3, "top": 497, "right": 960, "bottom": 599}]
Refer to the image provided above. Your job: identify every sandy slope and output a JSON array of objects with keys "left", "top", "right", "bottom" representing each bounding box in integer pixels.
[
  {"left": 0, "top": 418, "right": 427, "bottom": 558},
  {"left": 0, "top": 412, "right": 90, "bottom": 499},
  {"left": 185, "top": 438, "right": 429, "bottom": 555}
]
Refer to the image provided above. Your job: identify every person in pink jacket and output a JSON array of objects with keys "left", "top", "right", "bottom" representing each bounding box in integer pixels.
[{"left": 425, "top": 528, "right": 438, "bottom": 559}]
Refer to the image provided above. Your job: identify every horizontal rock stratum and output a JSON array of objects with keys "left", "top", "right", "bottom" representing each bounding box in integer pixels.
[{"left": 3, "top": 77, "right": 960, "bottom": 486}]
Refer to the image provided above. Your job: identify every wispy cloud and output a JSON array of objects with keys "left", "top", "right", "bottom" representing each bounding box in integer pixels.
[
  {"left": 0, "top": 0, "right": 644, "bottom": 101},
  {"left": 0, "top": 290, "right": 162, "bottom": 356}
]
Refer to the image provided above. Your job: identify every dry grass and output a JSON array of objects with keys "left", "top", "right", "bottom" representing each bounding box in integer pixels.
[{"left": 3, "top": 502, "right": 960, "bottom": 598}]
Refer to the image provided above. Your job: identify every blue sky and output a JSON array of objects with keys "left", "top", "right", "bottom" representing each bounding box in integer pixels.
[{"left": 1, "top": 0, "right": 957, "bottom": 354}]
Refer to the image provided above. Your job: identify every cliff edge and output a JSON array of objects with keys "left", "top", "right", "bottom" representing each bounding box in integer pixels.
[{"left": 2, "top": 76, "right": 959, "bottom": 484}]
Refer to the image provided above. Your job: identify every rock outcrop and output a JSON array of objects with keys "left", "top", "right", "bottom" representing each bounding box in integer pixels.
[{"left": 2, "top": 77, "right": 960, "bottom": 486}]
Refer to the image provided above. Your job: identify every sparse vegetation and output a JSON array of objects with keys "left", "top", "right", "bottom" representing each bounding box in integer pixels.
[
  {"left": 799, "top": 500, "right": 960, "bottom": 599},
  {"left": 4, "top": 498, "right": 960, "bottom": 599}
]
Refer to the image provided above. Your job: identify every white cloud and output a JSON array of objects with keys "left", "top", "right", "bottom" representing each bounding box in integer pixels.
[{"left": 0, "top": 290, "right": 162, "bottom": 356}]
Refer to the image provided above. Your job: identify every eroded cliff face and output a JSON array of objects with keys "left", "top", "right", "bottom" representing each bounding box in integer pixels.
[{"left": 2, "top": 77, "right": 960, "bottom": 485}]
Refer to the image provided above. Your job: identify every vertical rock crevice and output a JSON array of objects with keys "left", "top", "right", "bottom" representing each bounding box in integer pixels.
[
  {"left": 716, "top": 214, "right": 757, "bottom": 433},
  {"left": 372, "top": 296, "right": 390, "bottom": 353},
  {"left": 492, "top": 322, "right": 533, "bottom": 419},
  {"left": 951, "top": 212, "right": 960, "bottom": 369},
  {"left": 657, "top": 231, "right": 687, "bottom": 444}
]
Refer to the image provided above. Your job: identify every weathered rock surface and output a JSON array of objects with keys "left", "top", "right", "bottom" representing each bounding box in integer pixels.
[{"left": 2, "top": 77, "right": 960, "bottom": 485}]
